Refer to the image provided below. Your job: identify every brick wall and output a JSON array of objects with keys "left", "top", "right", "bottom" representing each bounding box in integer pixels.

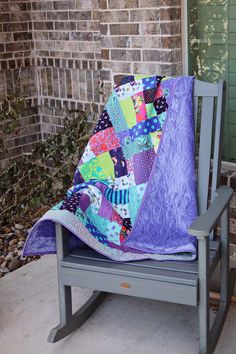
[
  {"left": 32, "top": 0, "right": 182, "bottom": 136},
  {"left": 100, "top": 0, "right": 182, "bottom": 91},
  {"left": 0, "top": 1, "right": 39, "bottom": 167},
  {"left": 1, "top": 0, "right": 182, "bottom": 163},
  {"left": 32, "top": 0, "right": 102, "bottom": 138}
]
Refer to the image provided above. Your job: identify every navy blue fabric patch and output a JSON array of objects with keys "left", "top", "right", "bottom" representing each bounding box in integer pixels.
[
  {"left": 60, "top": 193, "right": 81, "bottom": 214},
  {"left": 109, "top": 147, "right": 128, "bottom": 177},
  {"left": 93, "top": 109, "right": 113, "bottom": 134}
]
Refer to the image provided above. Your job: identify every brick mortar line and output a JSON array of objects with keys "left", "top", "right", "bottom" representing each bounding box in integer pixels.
[
  {"left": 5, "top": 124, "right": 41, "bottom": 142},
  {"left": 26, "top": 6, "right": 181, "bottom": 11},
  {"left": 7, "top": 141, "right": 41, "bottom": 151},
  {"left": 28, "top": 20, "right": 181, "bottom": 23},
  {"left": 33, "top": 47, "right": 180, "bottom": 51},
  {"left": 103, "top": 48, "right": 180, "bottom": 51},
  {"left": 25, "top": 33, "right": 181, "bottom": 37},
  {"left": 0, "top": 19, "right": 101, "bottom": 23},
  {"left": 100, "top": 33, "right": 181, "bottom": 38},
  {"left": 1, "top": 22, "right": 182, "bottom": 27},
  {"left": 38, "top": 95, "right": 101, "bottom": 103},
  {"left": 88, "top": 20, "right": 179, "bottom": 24},
  {"left": 6, "top": 132, "right": 40, "bottom": 143},
  {"left": 0, "top": 29, "right": 181, "bottom": 35},
  {"left": 99, "top": 7, "right": 181, "bottom": 12},
  {"left": 101, "top": 59, "right": 182, "bottom": 63}
]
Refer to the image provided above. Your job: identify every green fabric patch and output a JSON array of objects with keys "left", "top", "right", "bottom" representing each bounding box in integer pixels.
[
  {"left": 150, "top": 131, "right": 161, "bottom": 149},
  {"left": 120, "top": 97, "right": 136, "bottom": 128},
  {"left": 146, "top": 103, "right": 157, "bottom": 119},
  {"left": 79, "top": 152, "right": 115, "bottom": 181}
]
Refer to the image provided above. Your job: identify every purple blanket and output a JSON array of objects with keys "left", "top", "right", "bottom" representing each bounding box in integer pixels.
[{"left": 23, "top": 75, "right": 197, "bottom": 261}]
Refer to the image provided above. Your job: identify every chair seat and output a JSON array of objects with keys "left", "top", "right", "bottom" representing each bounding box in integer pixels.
[{"left": 59, "top": 240, "right": 220, "bottom": 307}]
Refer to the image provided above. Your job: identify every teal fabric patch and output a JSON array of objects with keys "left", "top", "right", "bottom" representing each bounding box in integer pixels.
[{"left": 129, "top": 183, "right": 146, "bottom": 225}]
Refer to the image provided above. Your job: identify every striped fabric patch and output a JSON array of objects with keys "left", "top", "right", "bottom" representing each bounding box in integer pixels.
[{"left": 105, "top": 187, "right": 129, "bottom": 205}]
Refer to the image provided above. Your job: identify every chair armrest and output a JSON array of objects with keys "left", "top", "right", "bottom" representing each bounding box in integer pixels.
[{"left": 188, "top": 186, "right": 233, "bottom": 238}]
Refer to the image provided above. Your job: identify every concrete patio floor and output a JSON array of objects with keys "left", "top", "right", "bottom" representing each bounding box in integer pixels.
[{"left": 0, "top": 256, "right": 236, "bottom": 354}]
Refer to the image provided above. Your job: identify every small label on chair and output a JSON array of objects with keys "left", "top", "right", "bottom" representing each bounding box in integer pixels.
[{"left": 121, "top": 282, "right": 131, "bottom": 289}]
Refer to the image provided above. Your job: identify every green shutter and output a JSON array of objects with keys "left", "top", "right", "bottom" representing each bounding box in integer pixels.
[{"left": 188, "top": 0, "right": 236, "bottom": 162}]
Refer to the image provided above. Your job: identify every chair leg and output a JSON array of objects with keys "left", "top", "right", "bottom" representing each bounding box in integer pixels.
[
  {"left": 48, "top": 289, "right": 106, "bottom": 343},
  {"left": 58, "top": 283, "right": 72, "bottom": 326},
  {"left": 198, "top": 207, "right": 236, "bottom": 354},
  {"left": 206, "top": 207, "right": 234, "bottom": 354},
  {"left": 198, "top": 237, "right": 210, "bottom": 354},
  {"left": 48, "top": 223, "right": 106, "bottom": 343},
  {"left": 220, "top": 206, "right": 230, "bottom": 303}
]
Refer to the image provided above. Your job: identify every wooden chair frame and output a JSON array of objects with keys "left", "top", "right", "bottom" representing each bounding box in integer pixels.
[{"left": 48, "top": 79, "right": 235, "bottom": 354}]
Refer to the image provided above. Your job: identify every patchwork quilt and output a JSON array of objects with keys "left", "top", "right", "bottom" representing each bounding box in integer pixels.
[{"left": 23, "top": 75, "right": 197, "bottom": 261}]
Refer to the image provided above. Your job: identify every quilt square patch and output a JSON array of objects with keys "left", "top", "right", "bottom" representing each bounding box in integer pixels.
[
  {"left": 146, "top": 102, "right": 157, "bottom": 119},
  {"left": 132, "top": 92, "right": 147, "bottom": 123},
  {"left": 93, "top": 109, "right": 112, "bottom": 134},
  {"left": 109, "top": 147, "right": 128, "bottom": 178},
  {"left": 90, "top": 127, "right": 120, "bottom": 156},
  {"left": 150, "top": 131, "right": 163, "bottom": 152},
  {"left": 128, "top": 183, "right": 146, "bottom": 224},
  {"left": 115, "top": 80, "right": 143, "bottom": 100},
  {"left": 130, "top": 117, "right": 161, "bottom": 141},
  {"left": 120, "top": 96, "right": 137, "bottom": 128},
  {"left": 79, "top": 152, "right": 115, "bottom": 181},
  {"left": 122, "top": 135, "right": 153, "bottom": 159},
  {"left": 81, "top": 143, "right": 96, "bottom": 164},
  {"left": 106, "top": 93, "right": 129, "bottom": 133},
  {"left": 154, "top": 96, "right": 168, "bottom": 115},
  {"left": 142, "top": 76, "right": 157, "bottom": 90},
  {"left": 86, "top": 220, "right": 109, "bottom": 245},
  {"left": 143, "top": 87, "right": 156, "bottom": 104},
  {"left": 133, "top": 148, "right": 156, "bottom": 185}
]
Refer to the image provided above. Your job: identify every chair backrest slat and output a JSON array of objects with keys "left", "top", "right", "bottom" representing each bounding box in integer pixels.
[
  {"left": 193, "top": 96, "right": 199, "bottom": 138},
  {"left": 197, "top": 96, "right": 214, "bottom": 215},
  {"left": 211, "top": 82, "right": 225, "bottom": 203},
  {"left": 193, "top": 80, "right": 226, "bottom": 226}
]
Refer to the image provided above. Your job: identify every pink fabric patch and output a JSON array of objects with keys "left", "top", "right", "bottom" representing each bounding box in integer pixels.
[
  {"left": 90, "top": 127, "right": 120, "bottom": 155},
  {"left": 111, "top": 209, "right": 123, "bottom": 225},
  {"left": 132, "top": 92, "right": 147, "bottom": 123},
  {"left": 126, "top": 159, "right": 133, "bottom": 174}
]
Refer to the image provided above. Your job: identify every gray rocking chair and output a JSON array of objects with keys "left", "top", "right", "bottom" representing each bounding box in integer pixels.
[{"left": 48, "top": 79, "right": 235, "bottom": 354}]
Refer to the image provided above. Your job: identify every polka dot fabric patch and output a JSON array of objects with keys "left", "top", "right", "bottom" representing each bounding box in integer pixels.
[
  {"left": 142, "top": 76, "right": 157, "bottom": 90},
  {"left": 129, "top": 116, "right": 162, "bottom": 141},
  {"left": 133, "top": 148, "right": 156, "bottom": 185}
]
